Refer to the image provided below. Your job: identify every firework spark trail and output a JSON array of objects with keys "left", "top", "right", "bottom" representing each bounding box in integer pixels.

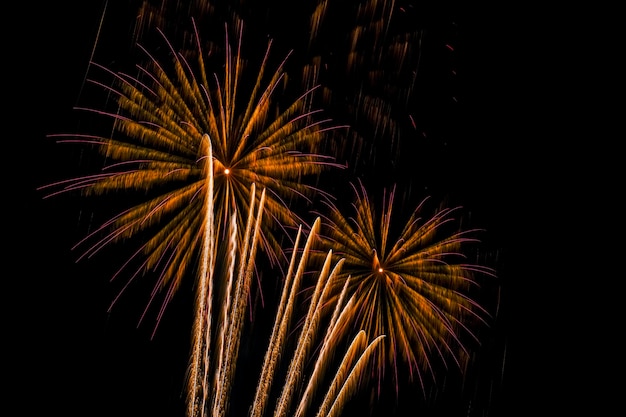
[
  {"left": 213, "top": 185, "right": 266, "bottom": 417},
  {"left": 316, "top": 332, "right": 386, "bottom": 417},
  {"left": 187, "top": 133, "right": 215, "bottom": 417},
  {"left": 250, "top": 217, "right": 321, "bottom": 417},
  {"left": 273, "top": 244, "right": 341, "bottom": 417},
  {"left": 249, "top": 218, "right": 385, "bottom": 417},
  {"left": 293, "top": 277, "right": 353, "bottom": 417},
  {"left": 212, "top": 210, "right": 238, "bottom": 406},
  {"left": 322, "top": 275, "right": 353, "bottom": 347},
  {"left": 250, "top": 222, "right": 307, "bottom": 417}
]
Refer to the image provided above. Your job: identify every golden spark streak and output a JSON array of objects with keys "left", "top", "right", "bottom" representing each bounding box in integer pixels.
[
  {"left": 317, "top": 333, "right": 386, "bottom": 417},
  {"left": 293, "top": 277, "right": 353, "bottom": 417},
  {"left": 213, "top": 185, "right": 266, "bottom": 417},
  {"left": 188, "top": 134, "right": 215, "bottom": 417},
  {"left": 250, "top": 222, "right": 306, "bottom": 417}
]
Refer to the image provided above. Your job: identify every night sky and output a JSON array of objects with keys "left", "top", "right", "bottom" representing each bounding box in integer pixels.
[{"left": 9, "top": 1, "right": 583, "bottom": 416}]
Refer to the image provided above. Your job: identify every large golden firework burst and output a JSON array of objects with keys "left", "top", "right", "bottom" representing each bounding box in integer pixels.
[
  {"left": 311, "top": 179, "right": 497, "bottom": 396},
  {"left": 40, "top": 18, "right": 344, "bottom": 334}
]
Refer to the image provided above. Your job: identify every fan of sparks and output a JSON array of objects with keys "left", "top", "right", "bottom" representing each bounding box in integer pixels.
[
  {"left": 39, "top": 19, "right": 344, "bottom": 333},
  {"left": 312, "top": 180, "right": 497, "bottom": 396}
]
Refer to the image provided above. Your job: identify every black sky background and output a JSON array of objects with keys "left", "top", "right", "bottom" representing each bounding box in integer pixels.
[{"left": 9, "top": 1, "right": 602, "bottom": 416}]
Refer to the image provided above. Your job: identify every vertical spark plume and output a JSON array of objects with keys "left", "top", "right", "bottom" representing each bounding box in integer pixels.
[
  {"left": 188, "top": 133, "right": 215, "bottom": 417},
  {"left": 212, "top": 210, "right": 238, "bottom": 408},
  {"left": 213, "top": 185, "right": 266, "bottom": 417}
]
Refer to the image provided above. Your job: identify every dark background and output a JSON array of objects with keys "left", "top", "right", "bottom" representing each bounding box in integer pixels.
[{"left": 10, "top": 1, "right": 602, "bottom": 416}]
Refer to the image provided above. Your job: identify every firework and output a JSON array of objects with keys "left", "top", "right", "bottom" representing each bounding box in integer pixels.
[
  {"left": 189, "top": 194, "right": 386, "bottom": 417},
  {"left": 302, "top": 0, "right": 426, "bottom": 173},
  {"left": 311, "top": 179, "right": 497, "bottom": 398},
  {"left": 38, "top": 11, "right": 360, "bottom": 416},
  {"left": 250, "top": 217, "right": 385, "bottom": 417},
  {"left": 39, "top": 19, "right": 343, "bottom": 333},
  {"left": 133, "top": 0, "right": 425, "bottom": 175},
  {"left": 186, "top": 177, "right": 382, "bottom": 417},
  {"left": 39, "top": 2, "right": 502, "bottom": 416}
]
